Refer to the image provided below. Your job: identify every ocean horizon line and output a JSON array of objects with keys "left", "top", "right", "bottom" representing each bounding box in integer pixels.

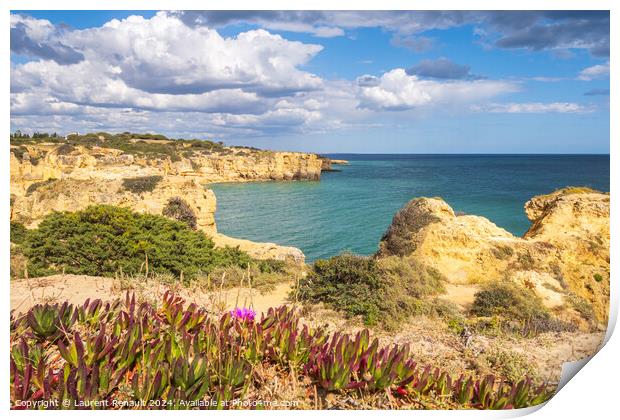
[{"left": 320, "top": 152, "right": 610, "bottom": 156}]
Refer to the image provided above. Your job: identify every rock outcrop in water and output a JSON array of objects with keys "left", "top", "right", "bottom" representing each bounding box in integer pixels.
[
  {"left": 319, "top": 157, "right": 349, "bottom": 171},
  {"left": 378, "top": 188, "right": 610, "bottom": 323},
  {"left": 10, "top": 143, "right": 322, "bottom": 262}
]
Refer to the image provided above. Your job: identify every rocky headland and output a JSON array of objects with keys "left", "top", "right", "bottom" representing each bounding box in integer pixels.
[
  {"left": 10, "top": 139, "right": 323, "bottom": 262},
  {"left": 377, "top": 187, "right": 610, "bottom": 325},
  {"left": 319, "top": 156, "right": 349, "bottom": 171},
  {"left": 10, "top": 138, "right": 610, "bottom": 326}
]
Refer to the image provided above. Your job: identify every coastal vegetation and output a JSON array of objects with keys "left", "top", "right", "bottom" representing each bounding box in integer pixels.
[
  {"left": 13, "top": 206, "right": 254, "bottom": 280},
  {"left": 10, "top": 293, "right": 553, "bottom": 409},
  {"left": 10, "top": 221, "right": 27, "bottom": 244},
  {"left": 121, "top": 176, "right": 163, "bottom": 194},
  {"left": 470, "top": 281, "right": 574, "bottom": 336},
  {"left": 162, "top": 197, "right": 198, "bottom": 230},
  {"left": 296, "top": 254, "right": 447, "bottom": 329},
  {"left": 296, "top": 251, "right": 581, "bottom": 337},
  {"left": 9, "top": 131, "right": 248, "bottom": 161}
]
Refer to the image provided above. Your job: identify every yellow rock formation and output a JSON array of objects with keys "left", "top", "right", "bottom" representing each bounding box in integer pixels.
[
  {"left": 10, "top": 143, "right": 322, "bottom": 262},
  {"left": 378, "top": 188, "right": 610, "bottom": 323}
]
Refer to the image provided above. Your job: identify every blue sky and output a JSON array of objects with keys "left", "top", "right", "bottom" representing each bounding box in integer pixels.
[{"left": 10, "top": 11, "right": 610, "bottom": 153}]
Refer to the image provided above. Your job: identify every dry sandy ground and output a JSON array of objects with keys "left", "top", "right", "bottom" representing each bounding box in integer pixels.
[
  {"left": 10, "top": 274, "right": 293, "bottom": 316},
  {"left": 442, "top": 283, "right": 479, "bottom": 308},
  {"left": 11, "top": 274, "right": 606, "bottom": 385}
]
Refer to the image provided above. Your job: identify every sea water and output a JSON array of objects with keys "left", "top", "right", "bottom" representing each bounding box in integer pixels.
[{"left": 210, "top": 155, "right": 610, "bottom": 262}]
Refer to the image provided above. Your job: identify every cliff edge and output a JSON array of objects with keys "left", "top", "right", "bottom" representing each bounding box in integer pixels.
[
  {"left": 10, "top": 141, "right": 323, "bottom": 262},
  {"left": 378, "top": 188, "right": 610, "bottom": 324}
]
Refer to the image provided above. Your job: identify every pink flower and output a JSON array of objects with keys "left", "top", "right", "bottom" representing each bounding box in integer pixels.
[{"left": 230, "top": 307, "right": 256, "bottom": 322}]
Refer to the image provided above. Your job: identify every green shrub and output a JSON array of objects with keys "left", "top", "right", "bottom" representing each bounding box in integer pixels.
[
  {"left": 130, "top": 133, "right": 168, "bottom": 140},
  {"left": 162, "top": 197, "right": 197, "bottom": 229},
  {"left": 121, "top": 175, "right": 163, "bottom": 194},
  {"left": 593, "top": 273, "right": 603, "bottom": 282},
  {"left": 472, "top": 281, "right": 548, "bottom": 321},
  {"left": 21, "top": 205, "right": 251, "bottom": 280},
  {"left": 25, "top": 179, "right": 57, "bottom": 196},
  {"left": 297, "top": 254, "right": 446, "bottom": 329},
  {"left": 485, "top": 349, "right": 539, "bottom": 385},
  {"left": 377, "top": 199, "right": 441, "bottom": 257},
  {"left": 299, "top": 255, "right": 374, "bottom": 323},
  {"left": 298, "top": 254, "right": 384, "bottom": 326},
  {"left": 10, "top": 222, "right": 28, "bottom": 245},
  {"left": 377, "top": 255, "right": 445, "bottom": 297},
  {"left": 471, "top": 281, "right": 573, "bottom": 335},
  {"left": 257, "top": 259, "right": 287, "bottom": 274}
]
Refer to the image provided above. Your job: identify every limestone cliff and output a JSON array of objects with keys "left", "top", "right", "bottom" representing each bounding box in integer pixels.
[
  {"left": 10, "top": 143, "right": 322, "bottom": 262},
  {"left": 11, "top": 177, "right": 217, "bottom": 232},
  {"left": 10, "top": 143, "right": 322, "bottom": 194},
  {"left": 378, "top": 188, "right": 610, "bottom": 323}
]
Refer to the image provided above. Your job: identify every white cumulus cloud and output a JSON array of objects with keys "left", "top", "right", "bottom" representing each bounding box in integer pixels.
[
  {"left": 357, "top": 69, "right": 517, "bottom": 111},
  {"left": 10, "top": 12, "right": 332, "bottom": 137}
]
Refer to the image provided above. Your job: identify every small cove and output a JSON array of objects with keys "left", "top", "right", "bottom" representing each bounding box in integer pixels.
[{"left": 210, "top": 154, "right": 610, "bottom": 262}]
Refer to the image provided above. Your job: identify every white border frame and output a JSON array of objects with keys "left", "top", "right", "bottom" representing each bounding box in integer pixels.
[{"left": 2, "top": 1, "right": 616, "bottom": 418}]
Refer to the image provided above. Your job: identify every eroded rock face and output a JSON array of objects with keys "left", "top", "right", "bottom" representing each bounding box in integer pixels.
[
  {"left": 10, "top": 144, "right": 322, "bottom": 195},
  {"left": 11, "top": 177, "right": 217, "bottom": 232},
  {"left": 10, "top": 144, "right": 314, "bottom": 263},
  {"left": 378, "top": 189, "right": 610, "bottom": 323}
]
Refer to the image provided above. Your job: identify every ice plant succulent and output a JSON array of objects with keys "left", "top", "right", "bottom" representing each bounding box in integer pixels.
[
  {"left": 10, "top": 292, "right": 554, "bottom": 410},
  {"left": 230, "top": 307, "right": 256, "bottom": 323}
]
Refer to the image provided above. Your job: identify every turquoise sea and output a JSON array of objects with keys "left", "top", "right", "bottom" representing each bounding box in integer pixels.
[{"left": 210, "top": 155, "right": 610, "bottom": 262}]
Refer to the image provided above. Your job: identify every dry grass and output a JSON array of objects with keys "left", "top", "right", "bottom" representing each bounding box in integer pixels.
[{"left": 378, "top": 200, "right": 441, "bottom": 257}]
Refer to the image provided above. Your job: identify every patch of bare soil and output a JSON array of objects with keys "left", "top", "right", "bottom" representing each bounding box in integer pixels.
[
  {"left": 441, "top": 283, "right": 479, "bottom": 309},
  {"left": 10, "top": 274, "right": 294, "bottom": 316}
]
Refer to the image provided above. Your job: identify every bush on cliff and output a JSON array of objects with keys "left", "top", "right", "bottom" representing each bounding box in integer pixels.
[
  {"left": 10, "top": 222, "right": 27, "bottom": 245},
  {"left": 25, "top": 178, "right": 57, "bottom": 196},
  {"left": 121, "top": 175, "right": 163, "bottom": 194},
  {"left": 297, "top": 254, "right": 386, "bottom": 326},
  {"left": 471, "top": 281, "right": 574, "bottom": 335},
  {"left": 378, "top": 199, "right": 442, "bottom": 257},
  {"left": 472, "top": 281, "right": 548, "bottom": 321},
  {"left": 297, "top": 254, "right": 446, "bottom": 329},
  {"left": 162, "top": 196, "right": 197, "bottom": 229},
  {"left": 21, "top": 205, "right": 251, "bottom": 279},
  {"left": 11, "top": 132, "right": 233, "bottom": 159},
  {"left": 377, "top": 255, "right": 446, "bottom": 298}
]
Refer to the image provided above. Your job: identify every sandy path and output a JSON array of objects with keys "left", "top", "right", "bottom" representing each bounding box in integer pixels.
[
  {"left": 441, "top": 283, "right": 479, "bottom": 309},
  {"left": 10, "top": 275, "right": 293, "bottom": 316}
]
